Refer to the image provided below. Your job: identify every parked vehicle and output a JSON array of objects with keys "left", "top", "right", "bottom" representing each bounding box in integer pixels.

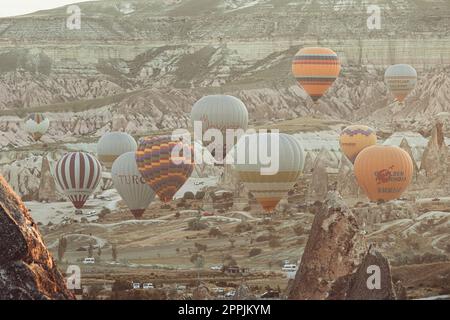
[
  {"left": 83, "top": 257, "right": 95, "bottom": 264},
  {"left": 132, "top": 282, "right": 141, "bottom": 289},
  {"left": 210, "top": 265, "right": 222, "bottom": 271},
  {"left": 281, "top": 264, "right": 298, "bottom": 272},
  {"left": 260, "top": 290, "right": 280, "bottom": 299},
  {"left": 143, "top": 283, "right": 154, "bottom": 289},
  {"left": 225, "top": 290, "right": 235, "bottom": 298}
]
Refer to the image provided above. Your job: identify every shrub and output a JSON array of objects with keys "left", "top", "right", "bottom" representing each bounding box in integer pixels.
[
  {"left": 209, "top": 227, "right": 223, "bottom": 237},
  {"left": 235, "top": 222, "right": 253, "bottom": 233},
  {"left": 249, "top": 248, "right": 262, "bottom": 257},
  {"left": 195, "top": 191, "right": 206, "bottom": 200},
  {"left": 187, "top": 218, "right": 208, "bottom": 231},
  {"left": 268, "top": 238, "right": 281, "bottom": 248}
]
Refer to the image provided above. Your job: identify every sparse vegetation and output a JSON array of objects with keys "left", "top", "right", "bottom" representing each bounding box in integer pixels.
[{"left": 249, "top": 248, "right": 263, "bottom": 257}]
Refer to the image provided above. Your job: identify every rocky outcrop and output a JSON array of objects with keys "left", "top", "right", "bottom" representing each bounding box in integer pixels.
[
  {"left": 329, "top": 247, "right": 397, "bottom": 300},
  {"left": 192, "top": 283, "right": 211, "bottom": 300},
  {"left": 337, "top": 155, "right": 360, "bottom": 197},
  {"left": 37, "top": 156, "right": 58, "bottom": 202},
  {"left": 0, "top": 175, "right": 75, "bottom": 300},
  {"left": 420, "top": 122, "right": 450, "bottom": 184},
  {"left": 288, "top": 191, "right": 368, "bottom": 300},
  {"left": 234, "top": 282, "right": 256, "bottom": 300}
]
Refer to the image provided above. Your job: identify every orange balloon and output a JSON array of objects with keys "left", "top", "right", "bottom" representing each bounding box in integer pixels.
[
  {"left": 339, "top": 125, "right": 377, "bottom": 164},
  {"left": 354, "top": 145, "right": 413, "bottom": 202},
  {"left": 292, "top": 47, "right": 341, "bottom": 102}
]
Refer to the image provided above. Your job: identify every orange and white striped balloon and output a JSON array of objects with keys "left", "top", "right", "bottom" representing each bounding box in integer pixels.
[
  {"left": 292, "top": 47, "right": 341, "bottom": 102},
  {"left": 54, "top": 152, "right": 102, "bottom": 209}
]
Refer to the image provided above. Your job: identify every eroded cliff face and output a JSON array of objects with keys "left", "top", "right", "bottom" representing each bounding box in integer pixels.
[
  {"left": 0, "top": 175, "right": 74, "bottom": 300},
  {"left": 288, "top": 191, "right": 400, "bottom": 300}
]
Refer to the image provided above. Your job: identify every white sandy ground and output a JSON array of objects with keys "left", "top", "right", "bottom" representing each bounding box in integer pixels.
[{"left": 27, "top": 176, "right": 220, "bottom": 225}]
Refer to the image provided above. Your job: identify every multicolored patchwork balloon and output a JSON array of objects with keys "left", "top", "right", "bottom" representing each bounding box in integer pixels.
[
  {"left": 292, "top": 47, "right": 341, "bottom": 102},
  {"left": 135, "top": 135, "right": 194, "bottom": 203}
]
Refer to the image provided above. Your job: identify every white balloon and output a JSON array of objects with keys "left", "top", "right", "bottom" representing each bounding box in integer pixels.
[
  {"left": 385, "top": 64, "right": 417, "bottom": 102},
  {"left": 97, "top": 132, "right": 137, "bottom": 168},
  {"left": 111, "top": 152, "right": 156, "bottom": 219},
  {"left": 233, "top": 133, "right": 304, "bottom": 212},
  {"left": 191, "top": 95, "right": 249, "bottom": 132}
]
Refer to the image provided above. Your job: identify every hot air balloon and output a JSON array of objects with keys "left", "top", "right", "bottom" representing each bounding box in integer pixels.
[
  {"left": 191, "top": 95, "right": 248, "bottom": 163},
  {"left": 292, "top": 47, "right": 341, "bottom": 102},
  {"left": 136, "top": 135, "right": 194, "bottom": 203},
  {"left": 233, "top": 133, "right": 304, "bottom": 212},
  {"left": 24, "top": 113, "right": 50, "bottom": 141},
  {"left": 97, "top": 132, "right": 138, "bottom": 169},
  {"left": 54, "top": 152, "right": 102, "bottom": 209},
  {"left": 339, "top": 125, "right": 377, "bottom": 164},
  {"left": 384, "top": 64, "right": 417, "bottom": 103},
  {"left": 111, "top": 152, "right": 156, "bottom": 219},
  {"left": 354, "top": 145, "right": 413, "bottom": 202}
]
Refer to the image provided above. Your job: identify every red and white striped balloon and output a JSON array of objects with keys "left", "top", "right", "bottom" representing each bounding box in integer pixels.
[{"left": 54, "top": 152, "right": 102, "bottom": 209}]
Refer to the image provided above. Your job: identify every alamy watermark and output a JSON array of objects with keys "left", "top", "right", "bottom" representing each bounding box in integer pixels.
[
  {"left": 366, "top": 265, "right": 381, "bottom": 290},
  {"left": 367, "top": 5, "right": 381, "bottom": 30},
  {"left": 67, "top": 5, "right": 81, "bottom": 30},
  {"left": 66, "top": 265, "right": 81, "bottom": 290}
]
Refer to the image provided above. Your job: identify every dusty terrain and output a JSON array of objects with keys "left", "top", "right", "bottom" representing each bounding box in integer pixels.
[{"left": 0, "top": 0, "right": 449, "bottom": 300}]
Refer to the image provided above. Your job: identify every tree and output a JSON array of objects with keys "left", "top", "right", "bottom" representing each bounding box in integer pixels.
[
  {"left": 88, "top": 243, "right": 94, "bottom": 258},
  {"left": 112, "top": 244, "right": 117, "bottom": 262},
  {"left": 228, "top": 237, "right": 236, "bottom": 248},
  {"left": 57, "top": 237, "right": 68, "bottom": 262},
  {"left": 97, "top": 247, "right": 102, "bottom": 262}
]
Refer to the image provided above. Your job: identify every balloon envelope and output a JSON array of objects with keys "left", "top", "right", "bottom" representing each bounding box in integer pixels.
[
  {"left": 112, "top": 152, "right": 156, "bottom": 219},
  {"left": 339, "top": 125, "right": 377, "bottom": 164},
  {"left": 191, "top": 95, "right": 248, "bottom": 162},
  {"left": 136, "top": 135, "right": 194, "bottom": 203},
  {"left": 292, "top": 47, "right": 341, "bottom": 102},
  {"left": 384, "top": 64, "right": 417, "bottom": 103},
  {"left": 97, "top": 132, "right": 137, "bottom": 168},
  {"left": 354, "top": 145, "right": 413, "bottom": 202},
  {"left": 25, "top": 113, "right": 49, "bottom": 141},
  {"left": 233, "top": 133, "right": 304, "bottom": 212},
  {"left": 54, "top": 152, "right": 102, "bottom": 209}
]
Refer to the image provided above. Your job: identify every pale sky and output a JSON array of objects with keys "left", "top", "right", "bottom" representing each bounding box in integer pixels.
[{"left": 0, "top": 0, "right": 98, "bottom": 18}]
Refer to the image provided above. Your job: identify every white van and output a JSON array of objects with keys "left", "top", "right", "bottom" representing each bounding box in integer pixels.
[
  {"left": 132, "top": 282, "right": 141, "bottom": 289},
  {"left": 83, "top": 257, "right": 95, "bottom": 264},
  {"left": 282, "top": 264, "right": 297, "bottom": 272},
  {"left": 143, "top": 283, "right": 154, "bottom": 289}
]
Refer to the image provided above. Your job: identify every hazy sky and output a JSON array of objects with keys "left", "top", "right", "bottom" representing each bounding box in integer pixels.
[{"left": 0, "top": 0, "right": 97, "bottom": 18}]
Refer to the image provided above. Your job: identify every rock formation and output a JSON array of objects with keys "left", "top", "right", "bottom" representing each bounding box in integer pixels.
[
  {"left": 420, "top": 122, "right": 450, "bottom": 185},
  {"left": 234, "top": 282, "right": 256, "bottom": 300},
  {"left": 0, "top": 175, "right": 75, "bottom": 300},
  {"left": 303, "top": 151, "right": 314, "bottom": 174},
  {"left": 399, "top": 138, "right": 419, "bottom": 179},
  {"left": 309, "top": 164, "right": 328, "bottom": 201},
  {"left": 329, "top": 247, "right": 397, "bottom": 300},
  {"left": 37, "top": 156, "right": 58, "bottom": 202},
  {"left": 337, "top": 155, "right": 360, "bottom": 197},
  {"left": 288, "top": 191, "right": 368, "bottom": 300},
  {"left": 192, "top": 283, "right": 211, "bottom": 300}
]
